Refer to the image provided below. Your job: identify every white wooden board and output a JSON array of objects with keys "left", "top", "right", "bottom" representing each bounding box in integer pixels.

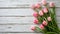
[
  {"left": 0, "top": 25, "right": 59, "bottom": 32},
  {"left": 0, "top": 0, "right": 60, "bottom": 7},
  {"left": 0, "top": 9, "right": 33, "bottom": 16},
  {"left": 0, "top": 33, "right": 42, "bottom": 34},
  {"left": 0, "top": 8, "right": 60, "bottom": 16},
  {"left": 0, "top": 17, "right": 59, "bottom": 24},
  {"left": 0, "top": 17, "right": 34, "bottom": 24}
]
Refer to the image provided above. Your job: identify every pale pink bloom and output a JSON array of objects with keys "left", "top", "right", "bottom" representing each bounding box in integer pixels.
[
  {"left": 43, "top": 8, "right": 48, "bottom": 13},
  {"left": 35, "top": 3, "right": 41, "bottom": 8},
  {"left": 31, "top": 26, "right": 36, "bottom": 31},
  {"left": 33, "top": 18, "right": 39, "bottom": 24},
  {"left": 33, "top": 12, "right": 38, "bottom": 17},
  {"left": 39, "top": 24, "right": 44, "bottom": 30},
  {"left": 39, "top": 10, "right": 44, "bottom": 16},
  {"left": 42, "top": 20, "right": 48, "bottom": 26},
  {"left": 49, "top": 2, "right": 55, "bottom": 7},
  {"left": 47, "top": 17, "right": 52, "bottom": 21},
  {"left": 41, "top": 0, "right": 47, "bottom": 5},
  {"left": 31, "top": 4, "right": 36, "bottom": 9}
]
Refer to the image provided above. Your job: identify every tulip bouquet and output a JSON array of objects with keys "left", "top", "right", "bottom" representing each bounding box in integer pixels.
[{"left": 31, "top": 0, "right": 60, "bottom": 34}]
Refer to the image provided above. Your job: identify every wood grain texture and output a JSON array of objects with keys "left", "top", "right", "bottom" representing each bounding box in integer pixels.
[
  {"left": 0, "top": 17, "right": 59, "bottom": 24},
  {"left": 0, "top": 9, "right": 33, "bottom": 16},
  {"left": 0, "top": 8, "right": 60, "bottom": 17},
  {"left": 0, "top": 25, "right": 59, "bottom": 33},
  {"left": 0, "top": 17, "right": 34, "bottom": 24},
  {"left": 0, "top": 33, "right": 42, "bottom": 34},
  {"left": 0, "top": 0, "right": 60, "bottom": 7}
]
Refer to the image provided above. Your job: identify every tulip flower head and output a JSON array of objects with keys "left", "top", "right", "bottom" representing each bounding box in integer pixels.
[
  {"left": 31, "top": 4, "right": 36, "bottom": 9},
  {"left": 39, "top": 24, "right": 44, "bottom": 30},
  {"left": 49, "top": 2, "right": 55, "bottom": 7},
  {"left": 41, "top": 0, "right": 47, "bottom": 5},
  {"left": 39, "top": 10, "right": 44, "bottom": 16},
  {"left": 33, "top": 12, "right": 38, "bottom": 17},
  {"left": 35, "top": 3, "right": 41, "bottom": 9},
  {"left": 31, "top": 26, "right": 36, "bottom": 31},
  {"left": 42, "top": 20, "right": 48, "bottom": 26},
  {"left": 47, "top": 17, "right": 52, "bottom": 21},
  {"left": 33, "top": 18, "right": 39, "bottom": 24},
  {"left": 43, "top": 8, "right": 48, "bottom": 13}
]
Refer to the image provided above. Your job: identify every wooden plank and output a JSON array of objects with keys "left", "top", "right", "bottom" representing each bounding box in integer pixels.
[
  {"left": 0, "top": 0, "right": 60, "bottom": 7},
  {"left": 0, "top": 33, "right": 42, "bottom": 34},
  {"left": 0, "top": 9, "right": 33, "bottom": 16},
  {"left": 0, "top": 17, "right": 59, "bottom": 24},
  {"left": 0, "top": 17, "right": 34, "bottom": 24},
  {"left": 0, "top": 8, "right": 60, "bottom": 16},
  {"left": 0, "top": 25, "right": 59, "bottom": 32},
  {"left": 0, "top": 0, "right": 39, "bottom": 7}
]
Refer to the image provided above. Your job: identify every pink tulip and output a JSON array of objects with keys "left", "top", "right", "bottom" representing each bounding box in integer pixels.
[
  {"left": 43, "top": 8, "right": 48, "bottom": 13},
  {"left": 33, "top": 12, "right": 38, "bottom": 17},
  {"left": 41, "top": 0, "right": 47, "bottom": 5},
  {"left": 39, "top": 10, "right": 44, "bottom": 16},
  {"left": 31, "top": 4, "right": 36, "bottom": 9},
  {"left": 47, "top": 17, "right": 52, "bottom": 21},
  {"left": 49, "top": 2, "right": 55, "bottom": 7},
  {"left": 39, "top": 24, "right": 44, "bottom": 30},
  {"left": 35, "top": 3, "right": 41, "bottom": 8},
  {"left": 31, "top": 26, "right": 36, "bottom": 31},
  {"left": 33, "top": 19, "right": 39, "bottom": 24},
  {"left": 42, "top": 20, "right": 48, "bottom": 26}
]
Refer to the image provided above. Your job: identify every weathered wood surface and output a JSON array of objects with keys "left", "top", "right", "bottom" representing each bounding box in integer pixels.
[
  {"left": 0, "top": 0, "right": 60, "bottom": 34},
  {"left": 0, "top": 8, "right": 60, "bottom": 16},
  {"left": 0, "top": 0, "right": 60, "bottom": 7},
  {"left": 0, "top": 17, "right": 59, "bottom": 24},
  {"left": 0, "top": 33, "right": 42, "bottom": 34},
  {"left": 0, "top": 25, "right": 59, "bottom": 33}
]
